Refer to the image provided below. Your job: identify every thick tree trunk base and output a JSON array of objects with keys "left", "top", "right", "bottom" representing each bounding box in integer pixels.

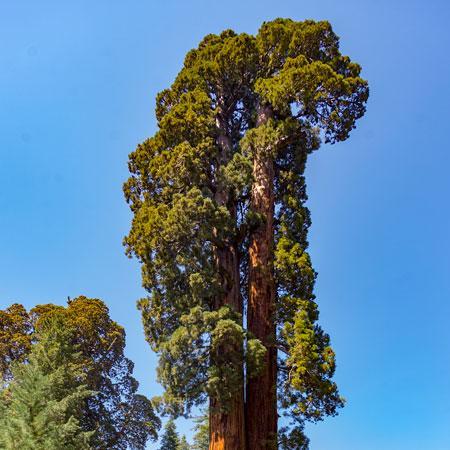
[
  {"left": 246, "top": 103, "right": 277, "bottom": 450},
  {"left": 246, "top": 346, "right": 277, "bottom": 449},
  {"left": 210, "top": 393, "right": 246, "bottom": 450}
]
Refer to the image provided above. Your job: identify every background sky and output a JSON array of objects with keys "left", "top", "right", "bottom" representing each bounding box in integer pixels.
[{"left": 1, "top": 1, "right": 449, "bottom": 448}]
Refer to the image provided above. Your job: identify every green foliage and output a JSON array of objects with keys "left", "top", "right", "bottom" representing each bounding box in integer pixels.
[
  {"left": 192, "top": 414, "right": 209, "bottom": 450},
  {"left": 178, "top": 435, "right": 190, "bottom": 450},
  {"left": 0, "top": 314, "right": 93, "bottom": 449},
  {"left": 278, "top": 424, "right": 309, "bottom": 450},
  {"left": 125, "top": 28, "right": 262, "bottom": 417},
  {"left": 0, "top": 297, "right": 161, "bottom": 449},
  {"left": 0, "top": 304, "right": 32, "bottom": 385},
  {"left": 158, "top": 419, "right": 180, "bottom": 450},
  {"left": 124, "top": 18, "right": 368, "bottom": 447}
]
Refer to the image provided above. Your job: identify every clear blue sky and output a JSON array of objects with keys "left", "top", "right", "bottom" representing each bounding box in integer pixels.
[{"left": 1, "top": 1, "right": 449, "bottom": 448}]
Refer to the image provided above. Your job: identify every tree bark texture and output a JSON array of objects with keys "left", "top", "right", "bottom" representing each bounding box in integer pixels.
[
  {"left": 209, "top": 127, "right": 246, "bottom": 450},
  {"left": 246, "top": 104, "right": 277, "bottom": 450}
]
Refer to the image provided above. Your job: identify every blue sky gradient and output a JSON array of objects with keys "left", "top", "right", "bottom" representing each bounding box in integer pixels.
[{"left": 1, "top": 1, "right": 449, "bottom": 448}]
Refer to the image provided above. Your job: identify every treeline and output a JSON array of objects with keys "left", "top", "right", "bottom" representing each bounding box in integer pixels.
[
  {"left": 0, "top": 297, "right": 160, "bottom": 449},
  {"left": 159, "top": 418, "right": 208, "bottom": 450},
  {"left": 0, "top": 298, "right": 210, "bottom": 449}
]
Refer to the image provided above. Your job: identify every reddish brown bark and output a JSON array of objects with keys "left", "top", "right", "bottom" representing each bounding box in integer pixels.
[
  {"left": 209, "top": 128, "right": 246, "bottom": 450},
  {"left": 246, "top": 104, "right": 277, "bottom": 450}
]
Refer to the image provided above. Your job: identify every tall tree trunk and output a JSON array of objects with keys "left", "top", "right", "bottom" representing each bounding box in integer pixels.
[
  {"left": 209, "top": 129, "right": 246, "bottom": 450},
  {"left": 246, "top": 104, "right": 277, "bottom": 450}
]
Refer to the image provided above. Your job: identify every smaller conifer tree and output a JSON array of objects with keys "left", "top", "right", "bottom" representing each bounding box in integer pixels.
[
  {"left": 178, "top": 435, "right": 190, "bottom": 450},
  {"left": 192, "top": 414, "right": 209, "bottom": 450},
  {"left": 159, "top": 419, "right": 180, "bottom": 450}
]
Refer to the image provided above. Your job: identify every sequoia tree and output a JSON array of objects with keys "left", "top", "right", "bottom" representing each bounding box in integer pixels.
[{"left": 124, "top": 18, "right": 368, "bottom": 449}]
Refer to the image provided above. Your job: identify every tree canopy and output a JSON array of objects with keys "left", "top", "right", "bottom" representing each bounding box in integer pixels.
[
  {"left": 0, "top": 296, "right": 161, "bottom": 449},
  {"left": 0, "top": 304, "right": 32, "bottom": 385},
  {"left": 0, "top": 314, "right": 93, "bottom": 449}
]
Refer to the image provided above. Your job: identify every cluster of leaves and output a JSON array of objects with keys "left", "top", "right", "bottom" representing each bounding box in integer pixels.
[
  {"left": 0, "top": 304, "right": 32, "bottom": 385},
  {"left": 0, "top": 296, "right": 161, "bottom": 449},
  {"left": 124, "top": 18, "right": 368, "bottom": 447}
]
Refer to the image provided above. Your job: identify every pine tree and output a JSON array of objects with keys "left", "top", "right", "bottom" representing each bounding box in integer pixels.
[
  {"left": 192, "top": 414, "right": 209, "bottom": 450},
  {"left": 159, "top": 420, "right": 180, "bottom": 450},
  {"left": 124, "top": 18, "right": 368, "bottom": 449},
  {"left": 0, "top": 314, "right": 93, "bottom": 449},
  {"left": 178, "top": 435, "right": 190, "bottom": 450}
]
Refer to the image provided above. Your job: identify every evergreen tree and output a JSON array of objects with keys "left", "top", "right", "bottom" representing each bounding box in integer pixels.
[
  {"left": 192, "top": 414, "right": 209, "bottom": 450},
  {"left": 178, "top": 435, "right": 190, "bottom": 450},
  {"left": 159, "top": 420, "right": 180, "bottom": 450},
  {"left": 0, "top": 314, "right": 93, "bottom": 449},
  {"left": 124, "top": 18, "right": 368, "bottom": 448}
]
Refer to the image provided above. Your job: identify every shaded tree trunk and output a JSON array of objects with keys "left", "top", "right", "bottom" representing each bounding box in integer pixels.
[
  {"left": 209, "top": 128, "right": 246, "bottom": 450},
  {"left": 246, "top": 104, "right": 277, "bottom": 450}
]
